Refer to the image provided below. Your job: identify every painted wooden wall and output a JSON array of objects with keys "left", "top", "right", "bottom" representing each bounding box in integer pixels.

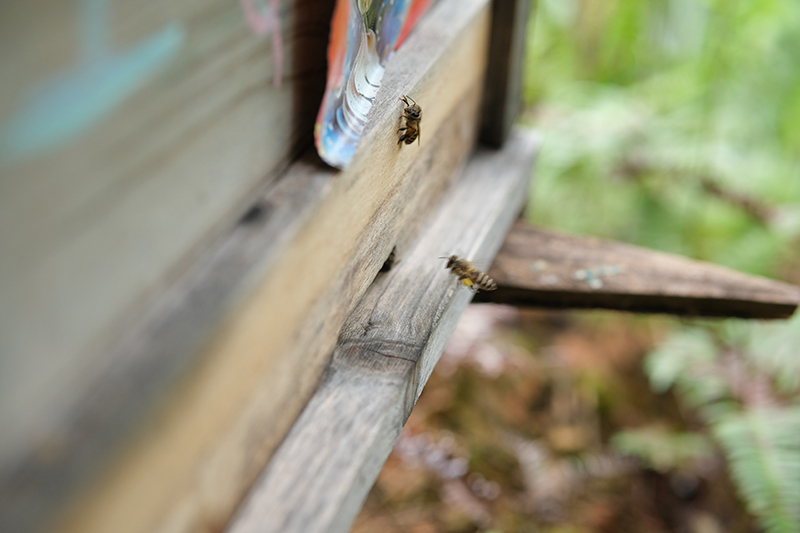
[
  {"left": 0, "top": 0, "right": 514, "bottom": 530},
  {"left": 0, "top": 0, "right": 332, "bottom": 474}
]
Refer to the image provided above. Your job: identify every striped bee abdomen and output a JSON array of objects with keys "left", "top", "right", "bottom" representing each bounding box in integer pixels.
[
  {"left": 475, "top": 272, "right": 497, "bottom": 291},
  {"left": 443, "top": 255, "right": 497, "bottom": 293}
]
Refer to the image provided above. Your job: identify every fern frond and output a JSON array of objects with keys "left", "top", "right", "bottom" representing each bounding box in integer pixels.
[
  {"left": 745, "top": 313, "right": 800, "bottom": 395},
  {"left": 712, "top": 407, "right": 800, "bottom": 533},
  {"left": 644, "top": 328, "right": 725, "bottom": 408},
  {"left": 611, "top": 426, "right": 713, "bottom": 472}
]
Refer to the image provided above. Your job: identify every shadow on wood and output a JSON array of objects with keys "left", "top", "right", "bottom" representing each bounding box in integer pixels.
[{"left": 480, "top": 0, "right": 532, "bottom": 146}]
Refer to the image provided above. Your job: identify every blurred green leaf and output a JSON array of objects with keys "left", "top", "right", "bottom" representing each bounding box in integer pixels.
[
  {"left": 612, "top": 426, "right": 714, "bottom": 471},
  {"left": 525, "top": 1, "right": 800, "bottom": 529},
  {"left": 712, "top": 408, "right": 800, "bottom": 533}
]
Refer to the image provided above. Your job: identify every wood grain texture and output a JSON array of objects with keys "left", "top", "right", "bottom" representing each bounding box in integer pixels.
[
  {"left": 475, "top": 223, "right": 800, "bottom": 318},
  {"left": 6, "top": 1, "right": 493, "bottom": 533},
  {"left": 0, "top": 0, "right": 333, "bottom": 484},
  {"left": 0, "top": 151, "right": 337, "bottom": 533},
  {"left": 479, "top": 0, "right": 532, "bottom": 146},
  {"left": 227, "top": 129, "right": 540, "bottom": 533}
]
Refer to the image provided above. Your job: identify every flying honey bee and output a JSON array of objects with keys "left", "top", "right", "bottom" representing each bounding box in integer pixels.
[
  {"left": 442, "top": 255, "right": 497, "bottom": 292},
  {"left": 398, "top": 95, "right": 421, "bottom": 145}
]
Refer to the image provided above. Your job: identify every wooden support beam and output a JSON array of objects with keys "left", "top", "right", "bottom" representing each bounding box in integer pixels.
[
  {"left": 3, "top": 1, "right": 493, "bottom": 532},
  {"left": 476, "top": 222, "right": 800, "bottom": 319},
  {"left": 226, "top": 130, "right": 540, "bottom": 533},
  {"left": 480, "top": 0, "right": 532, "bottom": 146}
]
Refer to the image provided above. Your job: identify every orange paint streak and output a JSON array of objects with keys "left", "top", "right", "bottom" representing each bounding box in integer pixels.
[
  {"left": 327, "top": 0, "right": 351, "bottom": 87},
  {"left": 396, "top": 0, "right": 433, "bottom": 48}
]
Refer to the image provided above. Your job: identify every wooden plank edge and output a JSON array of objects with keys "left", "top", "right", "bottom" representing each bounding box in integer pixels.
[
  {"left": 475, "top": 223, "right": 800, "bottom": 319},
  {"left": 478, "top": 288, "right": 799, "bottom": 319},
  {"left": 225, "top": 129, "right": 540, "bottom": 533}
]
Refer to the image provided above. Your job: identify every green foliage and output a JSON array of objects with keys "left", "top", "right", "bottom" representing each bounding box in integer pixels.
[
  {"left": 644, "top": 313, "right": 800, "bottom": 407},
  {"left": 525, "top": 0, "right": 800, "bottom": 277},
  {"left": 525, "top": 0, "right": 800, "bottom": 529},
  {"left": 611, "top": 426, "right": 714, "bottom": 472},
  {"left": 713, "top": 408, "right": 800, "bottom": 533},
  {"left": 748, "top": 316, "right": 800, "bottom": 395},
  {"left": 642, "top": 318, "right": 800, "bottom": 532},
  {"left": 644, "top": 328, "right": 726, "bottom": 408}
]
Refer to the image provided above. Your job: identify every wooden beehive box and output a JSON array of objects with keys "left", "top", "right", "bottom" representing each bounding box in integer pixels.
[
  {"left": 2, "top": 1, "right": 798, "bottom": 532},
  {"left": 0, "top": 0, "right": 537, "bottom": 531}
]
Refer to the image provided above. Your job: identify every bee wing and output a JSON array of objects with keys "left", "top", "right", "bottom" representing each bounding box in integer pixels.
[{"left": 465, "top": 257, "right": 493, "bottom": 271}]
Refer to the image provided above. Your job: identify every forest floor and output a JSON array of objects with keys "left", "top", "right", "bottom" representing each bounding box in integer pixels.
[{"left": 351, "top": 304, "right": 756, "bottom": 533}]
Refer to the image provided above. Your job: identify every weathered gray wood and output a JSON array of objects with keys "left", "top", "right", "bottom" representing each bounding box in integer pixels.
[
  {"left": 0, "top": 150, "right": 336, "bottom": 533},
  {"left": 475, "top": 223, "right": 800, "bottom": 318},
  {"left": 226, "top": 129, "right": 540, "bottom": 533},
  {"left": 0, "top": 0, "right": 333, "bottom": 495},
  {"left": 20, "top": 2, "right": 493, "bottom": 532},
  {"left": 479, "top": 0, "right": 532, "bottom": 146}
]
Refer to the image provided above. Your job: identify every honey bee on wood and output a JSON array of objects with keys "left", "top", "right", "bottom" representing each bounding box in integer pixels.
[
  {"left": 398, "top": 95, "right": 421, "bottom": 145},
  {"left": 442, "top": 255, "right": 497, "bottom": 292}
]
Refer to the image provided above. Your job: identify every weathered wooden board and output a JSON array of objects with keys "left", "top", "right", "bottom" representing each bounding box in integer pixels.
[
  {"left": 476, "top": 222, "right": 800, "bottom": 318},
  {"left": 0, "top": 0, "right": 333, "bottom": 481},
  {"left": 227, "top": 129, "right": 540, "bottom": 533},
  {"left": 0, "top": 1, "right": 493, "bottom": 532},
  {"left": 0, "top": 150, "right": 337, "bottom": 533},
  {"left": 480, "top": 0, "right": 532, "bottom": 146}
]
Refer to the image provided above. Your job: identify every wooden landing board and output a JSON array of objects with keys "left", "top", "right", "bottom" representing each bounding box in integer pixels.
[
  {"left": 6, "top": 1, "right": 493, "bottom": 533},
  {"left": 476, "top": 222, "right": 800, "bottom": 319},
  {"left": 227, "top": 129, "right": 540, "bottom": 533}
]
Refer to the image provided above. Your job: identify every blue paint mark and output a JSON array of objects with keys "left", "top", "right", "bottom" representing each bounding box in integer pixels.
[{"left": 0, "top": 0, "right": 185, "bottom": 163}]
